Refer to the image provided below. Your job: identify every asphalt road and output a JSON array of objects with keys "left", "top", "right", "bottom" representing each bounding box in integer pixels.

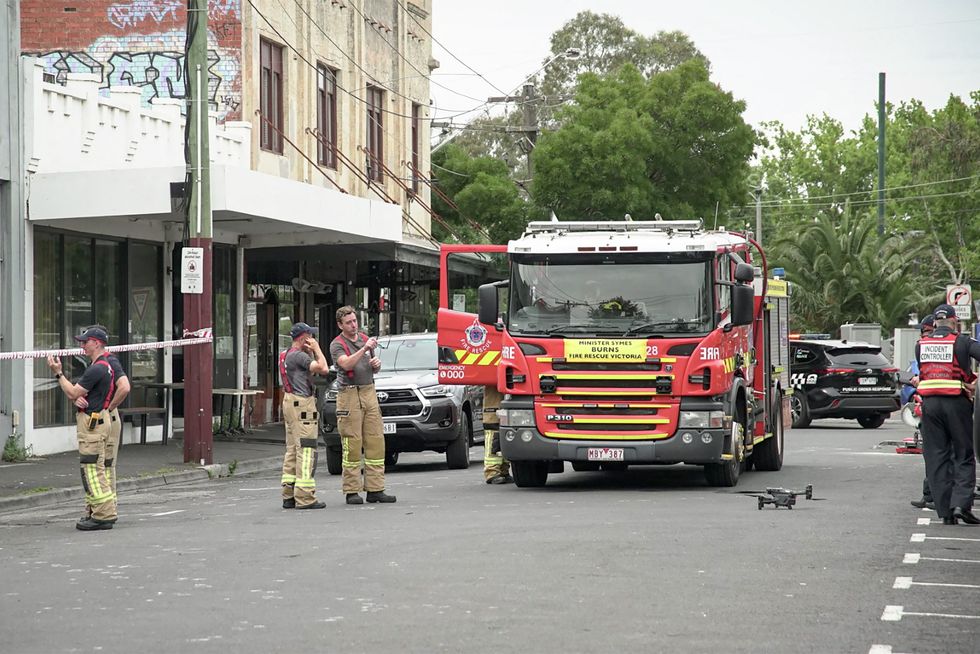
[{"left": 1, "top": 418, "right": 977, "bottom": 654}]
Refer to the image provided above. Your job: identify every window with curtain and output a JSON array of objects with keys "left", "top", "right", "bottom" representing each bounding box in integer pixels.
[
  {"left": 316, "top": 63, "right": 338, "bottom": 168},
  {"left": 260, "top": 38, "right": 284, "bottom": 153},
  {"left": 365, "top": 86, "right": 384, "bottom": 182}
]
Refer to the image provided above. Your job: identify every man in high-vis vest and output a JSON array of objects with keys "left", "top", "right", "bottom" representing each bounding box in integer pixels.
[
  {"left": 280, "top": 322, "right": 329, "bottom": 509},
  {"left": 47, "top": 326, "right": 118, "bottom": 530},
  {"left": 329, "top": 306, "right": 396, "bottom": 505},
  {"left": 483, "top": 384, "right": 512, "bottom": 484},
  {"left": 915, "top": 304, "right": 980, "bottom": 525}
]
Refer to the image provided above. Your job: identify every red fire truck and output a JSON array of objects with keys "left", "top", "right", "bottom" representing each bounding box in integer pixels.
[{"left": 437, "top": 219, "right": 791, "bottom": 487}]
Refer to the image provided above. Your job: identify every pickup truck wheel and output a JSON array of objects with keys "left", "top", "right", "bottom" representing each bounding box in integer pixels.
[
  {"left": 446, "top": 418, "right": 471, "bottom": 469},
  {"left": 512, "top": 461, "right": 548, "bottom": 487},
  {"left": 384, "top": 450, "right": 399, "bottom": 471},
  {"left": 325, "top": 446, "right": 343, "bottom": 476}
]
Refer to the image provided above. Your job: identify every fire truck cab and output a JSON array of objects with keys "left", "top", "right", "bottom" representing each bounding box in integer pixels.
[{"left": 437, "top": 219, "right": 791, "bottom": 488}]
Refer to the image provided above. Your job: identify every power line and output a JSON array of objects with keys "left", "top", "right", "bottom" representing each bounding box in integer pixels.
[
  {"left": 339, "top": 0, "right": 488, "bottom": 104},
  {"left": 753, "top": 174, "right": 980, "bottom": 207},
  {"left": 395, "top": 0, "right": 509, "bottom": 97}
]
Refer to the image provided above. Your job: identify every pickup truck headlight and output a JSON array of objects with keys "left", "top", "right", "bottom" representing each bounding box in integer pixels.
[
  {"left": 678, "top": 410, "right": 724, "bottom": 429},
  {"left": 498, "top": 409, "right": 535, "bottom": 427},
  {"left": 420, "top": 385, "right": 453, "bottom": 398}
]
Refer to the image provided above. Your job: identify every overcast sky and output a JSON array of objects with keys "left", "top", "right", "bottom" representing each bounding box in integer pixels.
[{"left": 429, "top": 0, "right": 980, "bottom": 135}]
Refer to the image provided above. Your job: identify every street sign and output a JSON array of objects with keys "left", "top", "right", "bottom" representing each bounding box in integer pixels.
[
  {"left": 181, "top": 247, "right": 204, "bottom": 294},
  {"left": 945, "top": 284, "right": 972, "bottom": 320}
]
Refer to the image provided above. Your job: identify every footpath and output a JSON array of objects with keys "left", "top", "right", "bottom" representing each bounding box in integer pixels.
[{"left": 0, "top": 423, "right": 287, "bottom": 513}]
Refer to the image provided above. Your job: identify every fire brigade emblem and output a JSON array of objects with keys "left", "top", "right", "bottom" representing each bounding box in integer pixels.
[{"left": 465, "top": 319, "right": 488, "bottom": 349}]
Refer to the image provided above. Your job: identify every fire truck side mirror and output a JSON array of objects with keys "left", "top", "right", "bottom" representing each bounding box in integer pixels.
[
  {"left": 731, "top": 284, "right": 755, "bottom": 326},
  {"left": 734, "top": 262, "right": 754, "bottom": 283},
  {"left": 478, "top": 283, "right": 500, "bottom": 327}
]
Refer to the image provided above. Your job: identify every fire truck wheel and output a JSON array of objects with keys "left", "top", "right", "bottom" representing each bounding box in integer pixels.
[
  {"left": 325, "top": 447, "right": 343, "bottom": 475},
  {"left": 512, "top": 461, "right": 549, "bottom": 487},
  {"left": 572, "top": 462, "right": 601, "bottom": 472},
  {"left": 789, "top": 393, "right": 811, "bottom": 429},
  {"left": 857, "top": 413, "right": 887, "bottom": 429},
  {"left": 704, "top": 402, "right": 746, "bottom": 487},
  {"left": 753, "top": 393, "right": 785, "bottom": 471}
]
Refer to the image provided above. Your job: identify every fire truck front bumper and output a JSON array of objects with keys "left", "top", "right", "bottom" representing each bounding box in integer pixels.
[{"left": 498, "top": 426, "right": 729, "bottom": 464}]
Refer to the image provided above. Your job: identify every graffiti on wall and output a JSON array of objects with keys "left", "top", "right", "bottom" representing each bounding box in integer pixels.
[{"left": 24, "top": 1, "right": 242, "bottom": 121}]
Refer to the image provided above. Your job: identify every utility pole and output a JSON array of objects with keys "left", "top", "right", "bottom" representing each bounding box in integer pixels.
[
  {"left": 753, "top": 186, "right": 763, "bottom": 246},
  {"left": 183, "top": 0, "right": 213, "bottom": 465},
  {"left": 877, "top": 72, "right": 886, "bottom": 236},
  {"left": 486, "top": 83, "right": 541, "bottom": 181}
]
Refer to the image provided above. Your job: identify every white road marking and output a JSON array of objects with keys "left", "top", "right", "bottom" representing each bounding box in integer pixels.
[
  {"left": 881, "top": 604, "right": 980, "bottom": 621},
  {"left": 916, "top": 518, "right": 931, "bottom": 525},
  {"left": 903, "top": 553, "right": 920, "bottom": 564},
  {"left": 915, "top": 534, "right": 980, "bottom": 543},
  {"left": 893, "top": 576, "right": 980, "bottom": 590},
  {"left": 150, "top": 510, "right": 186, "bottom": 517},
  {"left": 910, "top": 533, "right": 926, "bottom": 543},
  {"left": 869, "top": 645, "right": 910, "bottom": 654},
  {"left": 237, "top": 487, "right": 282, "bottom": 492}
]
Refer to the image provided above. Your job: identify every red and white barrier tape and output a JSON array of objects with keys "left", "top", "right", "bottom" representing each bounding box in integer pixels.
[{"left": 0, "top": 329, "right": 214, "bottom": 361}]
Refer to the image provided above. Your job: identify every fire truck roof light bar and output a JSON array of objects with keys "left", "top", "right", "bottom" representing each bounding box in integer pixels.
[{"left": 525, "top": 220, "right": 704, "bottom": 235}]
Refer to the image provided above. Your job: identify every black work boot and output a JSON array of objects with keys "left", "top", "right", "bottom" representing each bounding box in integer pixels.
[
  {"left": 486, "top": 474, "right": 513, "bottom": 485},
  {"left": 366, "top": 490, "right": 397, "bottom": 503},
  {"left": 346, "top": 493, "right": 364, "bottom": 505},
  {"left": 76, "top": 517, "right": 114, "bottom": 531},
  {"left": 910, "top": 497, "right": 935, "bottom": 510},
  {"left": 282, "top": 498, "right": 296, "bottom": 509},
  {"left": 296, "top": 500, "right": 326, "bottom": 510}
]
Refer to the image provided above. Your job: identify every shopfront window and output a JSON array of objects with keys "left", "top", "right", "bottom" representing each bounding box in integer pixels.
[
  {"left": 33, "top": 229, "right": 161, "bottom": 427},
  {"left": 213, "top": 245, "right": 238, "bottom": 388},
  {"left": 129, "top": 242, "right": 163, "bottom": 383}
]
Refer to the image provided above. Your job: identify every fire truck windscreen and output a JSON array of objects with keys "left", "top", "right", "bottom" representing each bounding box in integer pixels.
[{"left": 508, "top": 256, "right": 713, "bottom": 337}]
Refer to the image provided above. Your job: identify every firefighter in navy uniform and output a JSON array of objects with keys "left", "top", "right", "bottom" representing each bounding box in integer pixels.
[
  {"left": 46, "top": 326, "right": 118, "bottom": 531},
  {"left": 483, "top": 384, "right": 512, "bottom": 484},
  {"left": 915, "top": 304, "right": 980, "bottom": 525},
  {"left": 279, "top": 322, "right": 329, "bottom": 510}
]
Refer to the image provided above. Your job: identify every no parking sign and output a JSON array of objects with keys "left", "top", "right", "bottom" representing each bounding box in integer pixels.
[{"left": 945, "top": 284, "right": 972, "bottom": 320}]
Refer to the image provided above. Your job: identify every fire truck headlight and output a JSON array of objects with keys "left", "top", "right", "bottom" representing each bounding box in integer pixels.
[
  {"left": 701, "top": 433, "right": 713, "bottom": 444},
  {"left": 500, "top": 409, "right": 535, "bottom": 427},
  {"left": 679, "top": 411, "right": 724, "bottom": 429},
  {"left": 681, "top": 432, "right": 694, "bottom": 444},
  {"left": 520, "top": 429, "right": 535, "bottom": 442},
  {"left": 504, "top": 429, "right": 516, "bottom": 442}
]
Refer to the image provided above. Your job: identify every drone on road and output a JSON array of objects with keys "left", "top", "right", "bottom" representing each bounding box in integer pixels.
[{"left": 738, "top": 485, "right": 819, "bottom": 510}]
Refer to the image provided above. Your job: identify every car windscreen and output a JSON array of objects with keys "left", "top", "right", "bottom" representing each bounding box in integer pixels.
[
  {"left": 826, "top": 348, "right": 890, "bottom": 368},
  {"left": 507, "top": 252, "right": 712, "bottom": 337},
  {"left": 379, "top": 338, "right": 437, "bottom": 371}
]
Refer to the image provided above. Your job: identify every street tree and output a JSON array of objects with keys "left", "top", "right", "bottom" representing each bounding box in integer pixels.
[
  {"left": 772, "top": 209, "right": 936, "bottom": 334},
  {"left": 531, "top": 61, "right": 756, "bottom": 221}
]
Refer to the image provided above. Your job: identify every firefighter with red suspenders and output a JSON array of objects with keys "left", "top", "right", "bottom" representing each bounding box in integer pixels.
[
  {"left": 46, "top": 326, "right": 118, "bottom": 531},
  {"left": 279, "top": 322, "right": 329, "bottom": 509},
  {"left": 915, "top": 304, "right": 980, "bottom": 525},
  {"left": 329, "top": 306, "right": 396, "bottom": 505}
]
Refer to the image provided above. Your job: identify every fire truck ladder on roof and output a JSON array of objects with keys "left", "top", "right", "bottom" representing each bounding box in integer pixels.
[{"left": 524, "top": 219, "right": 704, "bottom": 235}]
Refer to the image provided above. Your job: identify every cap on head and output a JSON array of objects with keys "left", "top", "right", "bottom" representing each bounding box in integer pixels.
[
  {"left": 74, "top": 326, "right": 108, "bottom": 344},
  {"left": 290, "top": 322, "right": 318, "bottom": 339},
  {"left": 919, "top": 314, "right": 935, "bottom": 332},
  {"left": 933, "top": 304, "right": 957, "bottom": 321}
]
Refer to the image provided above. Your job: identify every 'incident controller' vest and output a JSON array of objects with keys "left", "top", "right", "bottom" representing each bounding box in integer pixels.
[{"left": 917, "top": 332, "right": 973, "bottom": 396}]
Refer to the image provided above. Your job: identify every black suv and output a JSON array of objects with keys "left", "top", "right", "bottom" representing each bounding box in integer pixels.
[
  {"left": 789, "top": 338, "right": 900, "bottom": 428},
  {"left": 318, "top": 333, "right": 483, "bottom": 472}
]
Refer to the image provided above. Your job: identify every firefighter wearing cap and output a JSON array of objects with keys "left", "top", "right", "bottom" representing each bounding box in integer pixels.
[
  {"left": 46, "top": 327, "right": 118, "bottom": 530},
  {"left": 483, "top": 384, "right": 512, "bottom": 484},
  {"left": 280, "top": 322, "right": 329, "bottom": 510},
  {"left": 329, "top": 306, "right": 396, "bottom": 505},
  {"left": 915, "top": 304, "right": 980, "bottom": 525}
]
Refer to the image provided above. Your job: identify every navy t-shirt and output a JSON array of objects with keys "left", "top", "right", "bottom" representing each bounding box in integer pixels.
[{"left": 77, "top": 355, "right": 114, "bottom": 412}]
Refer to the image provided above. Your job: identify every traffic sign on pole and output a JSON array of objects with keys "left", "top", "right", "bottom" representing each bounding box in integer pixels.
[{"left": 945, "top": 284, "right": 972, "bottom": 320}]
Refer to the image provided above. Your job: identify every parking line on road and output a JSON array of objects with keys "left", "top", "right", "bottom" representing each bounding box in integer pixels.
[
  {"left": 881, "top": 605, "right": 980, "bottom": 621},
  {"left": 869, "top": 645, "right": 910, "bottom": 654},
  {"left": 916, "top": 518, "right": 931, "bottom": 525},
  {"left": 150, "top": 510, "right": 186, "bottom": 517},
  {"left": 910, "top": 533, "right": 980, "bottom": 543},
  {"left": 894, "top": 576, "right": 980, "bottom": 590},
  {"left": 904, "top": 552, "right": 980, "bottom": 564}
]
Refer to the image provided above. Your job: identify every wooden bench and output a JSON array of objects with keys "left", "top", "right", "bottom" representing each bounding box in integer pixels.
[{"left": 118, "top": 407, "right": 168, "bottom": 445}]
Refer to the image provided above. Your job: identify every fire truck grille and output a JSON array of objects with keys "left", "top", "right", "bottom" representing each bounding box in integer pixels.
[
  {"left": 555, "top": 423, "right": 660, "bottom": 431},
  {"left": 551, "top": 363, "right": 664, "bottom": 372},
  {"left": 555, "top": 378, "right": 668, "bottom": 388},
  {"left": 559, "top": 407, "right": 662, "bottom": 416},
  {"left": 559, "top": 393, "right": 657, "bottom": 402}
]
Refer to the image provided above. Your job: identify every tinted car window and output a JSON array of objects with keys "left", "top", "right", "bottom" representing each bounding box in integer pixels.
[
  {"left": 827, "top": 348, "right": 890, "bottom": 367},
  {"left": 379, "top": 338, "right": 437, "bottom": 371}
]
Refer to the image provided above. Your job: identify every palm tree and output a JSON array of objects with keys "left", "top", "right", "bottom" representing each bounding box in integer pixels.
[{"left": 772, "top": 207, "right": 935, "bottom": 334}]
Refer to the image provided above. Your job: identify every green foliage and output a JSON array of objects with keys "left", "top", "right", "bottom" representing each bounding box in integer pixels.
[
  {"left": 532, "top": 61, "right": 756, "bottom": 220},
  {"left": 431, "top": 145, "right": 542, "bottom": 243},
  {"left": 771, "top": 209, "right": 938, "bottom": 334},
  {"left": 2, "top": 434, "right": 29, "bottom": 463}
]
